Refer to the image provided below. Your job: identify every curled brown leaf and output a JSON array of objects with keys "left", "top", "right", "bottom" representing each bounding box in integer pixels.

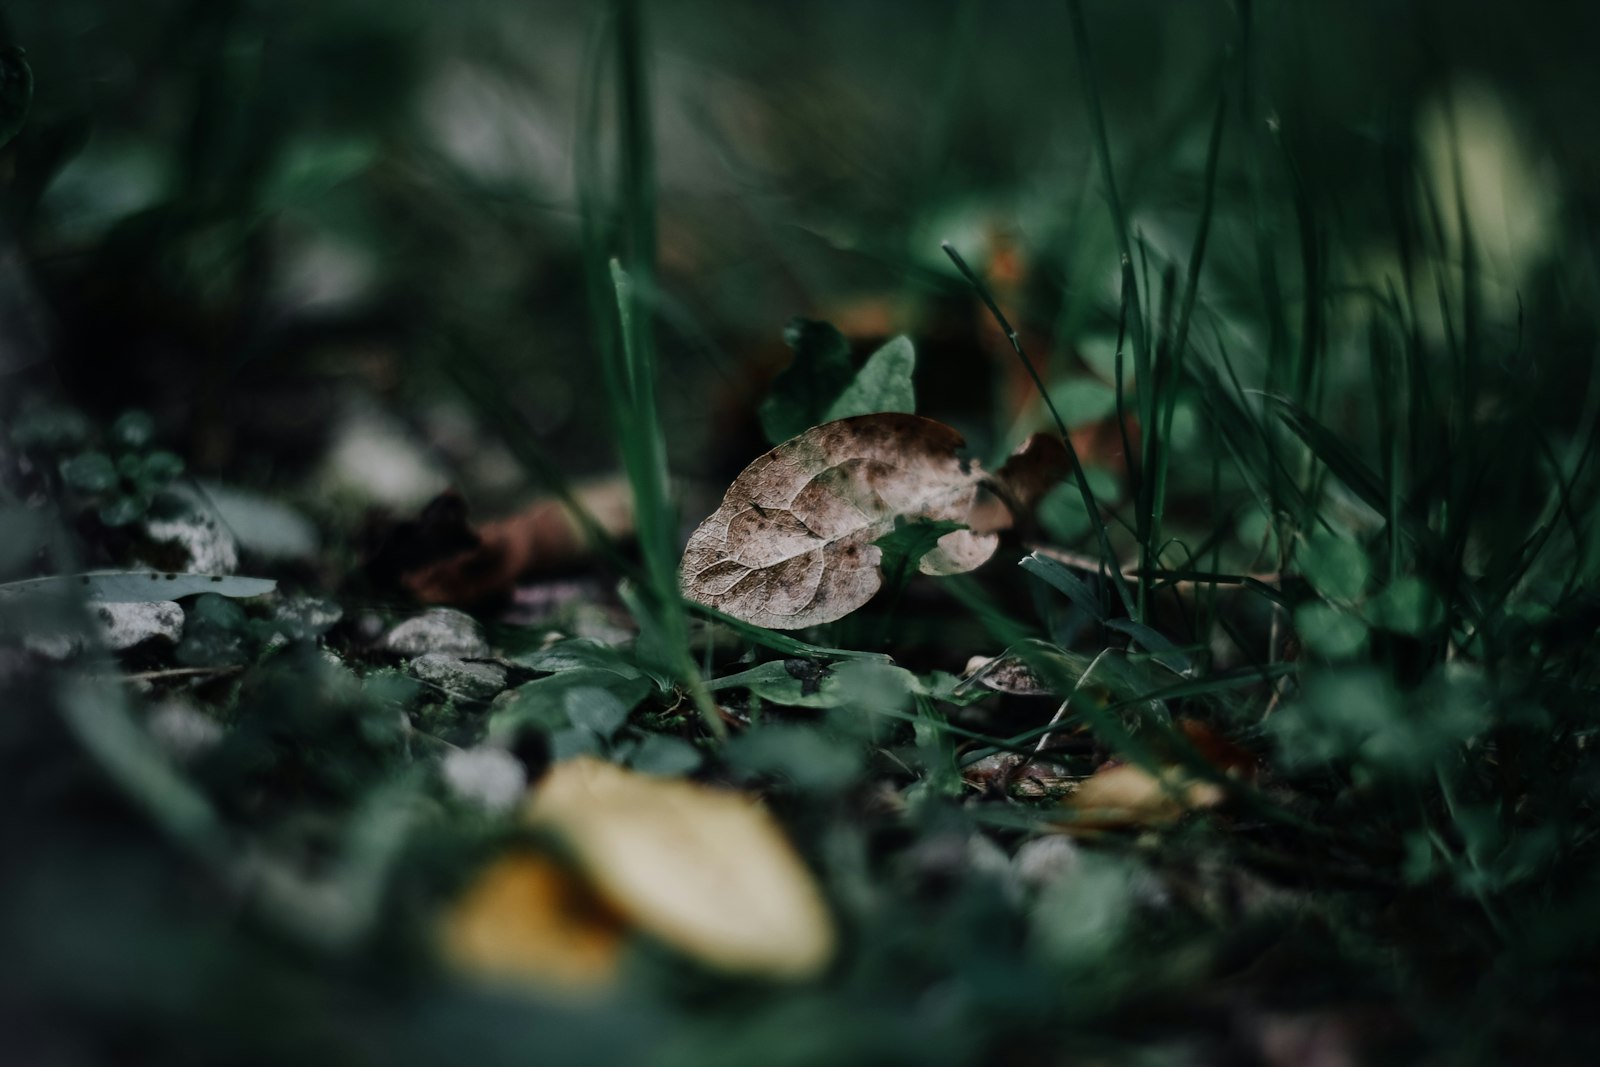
[
  {"left": 385, "top": 480, "right": 634, "bottom": 607},
  {"left": 680, "top": 413, "right": 1019, "bottom": 629},
  {"left": 1059, "top": 720, "right": 1255, "bottom": 832},
  {"left": 1063, "top": 761, "right": 1225, "bottom": 830},
  {"left": 967, "top": 431, "right": 1072, "bottom": 535}
]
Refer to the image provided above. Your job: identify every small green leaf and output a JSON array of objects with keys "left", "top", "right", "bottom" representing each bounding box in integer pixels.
[
  {"left": 8, "top": 406, "right": 90, "bottom": 451},
  {"left": 711, "top": 659, "right": 917, "bottom": 712},
  {"left": 1269, "top": 669, "right": 1403, "bottom": 773},
  {"left": 759, "top": 318, "right": 854, "bottom": 445},
  {"left": 488, "top": 669, "right": 652, "bottom": 744},
  {"left": 0, "top": 571, "right": 275, "bottom": 604},
  {"left": 1104, "top": 618, "right": 1191, "bottom": 673},
  {"left": 1298, "top": 529, "right": 1370, "bottom": 603},
  {"left": 1031, "top": 852, "right": 1138, "bottom": 967},
  {"left": 60, "top": 452, "right": 119, "bottom": 494},
  {"left": 262, "top": 136, "right": 378, "bottom": 207},
  {"left": 822, "top": 335, "right": 916, "bottom": 422},
  {"left": 98, "top": 496, "right": 146, "bottom": 528},
  {"left": 1042, "top": 376, "right": 1118, "bottom": 429},
  {"left": 512, "top": 638, "right": 643, "bottom": 679},
  {"left": 1365, "top": 576, "right": 1444, "bottom": 635},
  {"left": 724, "top": 724, "right": 864, "bottom": 793},
  {"left": 137, "top": 451, "right": 186, "bottom": 487},
  {"left": 873, "top": 516, "right": 965, "bottom": 587},
  {"left": 175, "top": 593, "right": 253, "bottom": 667},
  {"left": 1020, "top": 551, "right": 1108, "bottom": 621},
  {"left": 110, "top": 411, "right": 156, "bottom": 450},
  {"left": 550, "top": 726, "right": 604, "bottom": 761},
  {"left": 1294, "top": 601, "right": 1369, "bottom": 659},
  {"left": 626, "top": 733, "right": 703, "bottom": 776},
  {"left": 1036, "top": 467, "right": 1121, "bottom": 543},
  {"left": 565, "top": 686, "right": 631, "bottom": 740}
]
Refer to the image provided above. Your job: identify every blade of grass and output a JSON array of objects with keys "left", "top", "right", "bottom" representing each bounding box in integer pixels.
[
  {"left": 576, "top": 0, "right": 722, "bottom": 738},
  {"left": 942, "top": 241, "right": 1138, "bottom": 622},
  {"left": 1067, "top": 0, "right": 1147, "bottom": 371},
  {"left": 687, "top": 602, "right": 894, "bottom": 663},
  {"left": 1148, "top": 87, "right": 1228, "bottom": 583},
  {"left": 1237, "top": 0, "right": 1290, "bottom": 384}
]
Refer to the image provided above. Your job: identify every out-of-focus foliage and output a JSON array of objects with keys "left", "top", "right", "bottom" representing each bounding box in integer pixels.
[{"left": 6, "top": 1, "right": 1600, "bottom": 1065}]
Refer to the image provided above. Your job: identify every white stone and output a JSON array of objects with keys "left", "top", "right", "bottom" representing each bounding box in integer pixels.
[
  {"left": 385, "top": 608, "right": 488, "bottom": 658},
  {"left": 441, "top": 746, "right": 526, "bottom": 813},
  {"left": 91, "top": 599, "right": 184, "bottom": 650},
  {"left": 144, "top": 510, "right": 240, "bottom": 574},
  {"left": 1012, "top": 835, "right": 1083, "bottom": 891},
  {"left": 21, "top": 631, "right": 84, "bottom": 660},
  {"left": 315, "top": 402, "right": 450, "bottom": 510},
  {"left": 147, "top": 701, "right": 223, "bottom": 760}
]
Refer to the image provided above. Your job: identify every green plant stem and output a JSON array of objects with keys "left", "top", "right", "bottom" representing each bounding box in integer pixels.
[
  {"left": 578, "top": 0, "right": 722, "bottom": 740},
  {"left": 1148, "top": 89, "right": 1227, "bottom": 574},
  {"left": 942, "top": 241, "right": 1139, "bottom": 622}
]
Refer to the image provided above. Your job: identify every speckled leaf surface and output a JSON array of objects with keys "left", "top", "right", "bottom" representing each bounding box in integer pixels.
[{"left": 680, "top": 414, "right": 1000, "bottom": 629}]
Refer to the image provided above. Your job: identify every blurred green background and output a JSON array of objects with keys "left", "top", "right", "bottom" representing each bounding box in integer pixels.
[
  {"left": 6, "top": 3, "right": 1600, "bottom": 1064},
  {"left": 7, "top": 0, "right": 1597, "bottom": 511}
]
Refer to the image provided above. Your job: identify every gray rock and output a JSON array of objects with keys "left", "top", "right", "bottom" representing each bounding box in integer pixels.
[
  {"left": 147, "top": 701, "right": 223, "bottom": 761},
  {"left": 1012, "top": 835, "right": 1083, "bottom": 892},
  {"left": 144, "top": 509, "right": 240, "bottom": 574},
  {"left": 441, "top": 746, "right": 527, "bottom": 813},
  {"left": 408, "top": 652, "right": 506, "bottom": 699},
  {"left": 385, "top": 608, "right": 488, "bottom": 658},
  {"left": 967, "top": 833, "right": 1023, "bottom": 906},
  {"left": 903, "top": 832, "right": 1020, "bottom": 903},
  {"left": 315, "top": 401, "right": 450, "bottom": 510},
  {"left": 274, "top": 596, "right": 344, "bottom": 638},
  {"left": 21, "top": 631, "right": 84, "bottom": 660},
  {"left": 92, "top": 599, "right": 184, "bottom": 650}
]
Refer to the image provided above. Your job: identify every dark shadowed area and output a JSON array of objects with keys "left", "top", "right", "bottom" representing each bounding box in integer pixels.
[{"left": 4, "top": 2, "right": 1600, "bottom": 1064}]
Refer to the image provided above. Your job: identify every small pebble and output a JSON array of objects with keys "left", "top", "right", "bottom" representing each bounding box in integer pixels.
[
  {"left": 409, "top": 652, "right": 506, "bottom": 699},
  {"left": 385, "top": 608, "right": 489, "bottom": 658},
  {"left": 93, "top": 600, "right": 184, "bottom": 650},
  {"left": 442, "top": 746, "right": 527, "bottom": 813},
  {"left": 147, "top": 701, "right": 224, "bottom": 761}
]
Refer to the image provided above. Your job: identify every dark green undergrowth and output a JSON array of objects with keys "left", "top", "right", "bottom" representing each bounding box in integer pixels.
[{"left": 4, "top": 1, "right": 1600, "bottom": 1064}]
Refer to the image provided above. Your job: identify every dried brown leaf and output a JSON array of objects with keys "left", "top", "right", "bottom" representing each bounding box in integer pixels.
[
  {"left": 680, "top": 413, "right": 1000, "bottom": 629},
  {"left": 962, "top": 753, "right": 1076, "bottom": 798},
  {"left": 393, "top": 480, "right": 635, "bottom": 606},
  {"left": 1175, "top": 718, "right": 1259, "bottom": 780},
  {"left": 967, "top": 431, "right": 1073, "bottom": 535},
  {"left": 1062, "top": 761, "right": 1225, "bottom": 830},
  {"left": 961, "top": 653, "right": 1052, "bottom": 695},
  {"left": 1059, "top": 718, "right": 1254, "bottom": 832}
]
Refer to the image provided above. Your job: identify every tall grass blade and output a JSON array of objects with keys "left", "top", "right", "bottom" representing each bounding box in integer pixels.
[{"left": 942, "top": 241, "right": 1138, "bottom": 621}]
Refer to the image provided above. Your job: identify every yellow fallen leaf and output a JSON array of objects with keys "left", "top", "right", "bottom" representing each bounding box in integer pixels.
[
  {"left": 1063, "top": 761, "right": 1224, "bottom": 831},
  {"left": 439, "top": 851, "right": 626, "bottom": 993},
  {"left": 526, "top": 757, "right": 835, "bottom": 979}
]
